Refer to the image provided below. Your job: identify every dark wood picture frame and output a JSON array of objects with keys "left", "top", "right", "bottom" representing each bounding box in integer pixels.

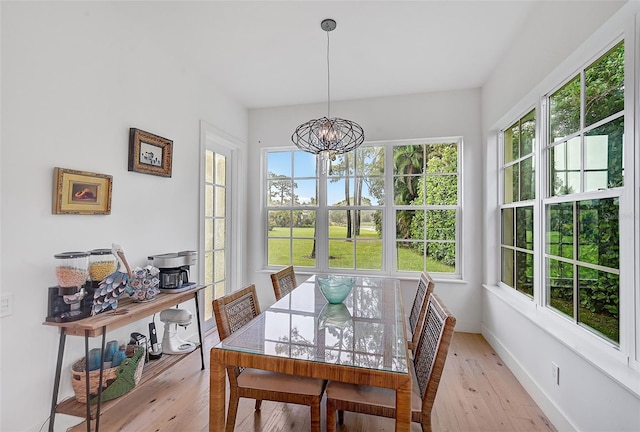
[
  {"left": 52, "top": 167, "right": 113, "bottom": 215},
  {"left": 128, "top": 128, "right": 173, "bottom": 177}
]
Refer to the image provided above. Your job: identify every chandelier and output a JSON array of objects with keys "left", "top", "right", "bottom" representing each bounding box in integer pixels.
[{"left": 291, "top": 19, "right": 365, "bottom": 173}]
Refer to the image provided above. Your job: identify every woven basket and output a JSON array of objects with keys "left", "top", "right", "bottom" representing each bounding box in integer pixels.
[{"left": 71, "top": 349, "right": 144, "bottom": 403}]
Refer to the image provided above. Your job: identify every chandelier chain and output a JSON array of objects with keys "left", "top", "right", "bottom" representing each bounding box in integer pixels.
[{"left": 326, "top": 29, "right": 331, "bottom": 119}]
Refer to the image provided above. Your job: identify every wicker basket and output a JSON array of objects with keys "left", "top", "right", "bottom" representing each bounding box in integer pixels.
[{"left": 71, "top": 348, "right": 144, "bottom": 403}]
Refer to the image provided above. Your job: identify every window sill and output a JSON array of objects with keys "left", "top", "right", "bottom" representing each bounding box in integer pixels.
[{"left": 483, "top": 283, "right": 640, "bottom": 399}]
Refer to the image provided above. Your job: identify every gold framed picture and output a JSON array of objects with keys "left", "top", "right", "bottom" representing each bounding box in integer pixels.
[
  {"left": 128, "top": 128, "right": 173, "bottom": 177},
  {"left": 52, "top": 167, "right": 113, "bottom": 215}
]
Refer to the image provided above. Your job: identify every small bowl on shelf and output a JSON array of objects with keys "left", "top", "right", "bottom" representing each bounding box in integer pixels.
[{"left": 317, "top": 276, "right": 355, "bottom": 304}]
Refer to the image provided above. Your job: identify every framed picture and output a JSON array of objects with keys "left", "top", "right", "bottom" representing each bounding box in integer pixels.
[
  {"left": 128, "top": 128, "right": 173, "bottom": 177},
  {"left": 52, "top": 167, "right": 113, "bottom": 215}
]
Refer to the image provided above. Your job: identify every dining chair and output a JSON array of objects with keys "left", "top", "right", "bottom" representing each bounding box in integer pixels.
[
  {"left": 407, "top": 271, "right": 435, "bottom": 353},
  {"left": 270, "top": 265, "right": 298, "bottom": 300},
  {"left": 213, "top": 284, "right": 325, "bottom": 432},
  {"left": 325, "top": 292, "right": 456, "bottom": 432}
]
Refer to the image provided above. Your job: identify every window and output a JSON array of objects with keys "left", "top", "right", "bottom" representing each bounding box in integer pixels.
[
  {"left": 265, "top": 139, "right": 462, "bottom": 276},
  {"left": 544, "top": 41, "right": 624, "bottom": 344},
  {"left": 500, "top": 110, "right": 536, "bottom": 296}
]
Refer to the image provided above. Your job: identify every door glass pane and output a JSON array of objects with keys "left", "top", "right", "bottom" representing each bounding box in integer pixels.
[{"left": 215, "top": 153, "right": 226, "bottom": 185}]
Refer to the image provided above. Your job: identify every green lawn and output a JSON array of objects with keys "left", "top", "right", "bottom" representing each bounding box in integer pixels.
[{"left": 268, "top": 226, "right": 455, "bottom": 272}]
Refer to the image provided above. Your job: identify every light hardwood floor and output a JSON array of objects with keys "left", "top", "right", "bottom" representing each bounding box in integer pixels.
[{"left": 68, "top": 331, "right": 556, "bottom": 432}]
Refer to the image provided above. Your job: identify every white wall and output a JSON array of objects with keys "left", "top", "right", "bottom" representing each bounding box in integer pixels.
[
  {"left": 0, "top": 3, "right": 247, "bottom": 431},
  {"left": 481, "top": 2, "right": 640, "bottom": 431},
  {"left": 247, "top": 89, "right": 484, "bottom": 333}
]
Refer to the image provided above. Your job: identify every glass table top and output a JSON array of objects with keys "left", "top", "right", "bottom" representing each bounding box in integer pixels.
[{"left": 215, "top": 275, "right": 408, "bottom": 374}]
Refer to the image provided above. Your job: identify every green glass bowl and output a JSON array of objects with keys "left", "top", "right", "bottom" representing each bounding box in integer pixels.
[{"left": 317, "top": 276, "right": 355, "bottom": 304}]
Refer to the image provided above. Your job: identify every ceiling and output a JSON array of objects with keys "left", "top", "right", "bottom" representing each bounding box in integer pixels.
[{"left": 128, "top": 1, "right": 613, "bottom": 109}]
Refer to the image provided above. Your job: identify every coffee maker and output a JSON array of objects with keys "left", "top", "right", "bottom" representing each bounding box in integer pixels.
[{"left": 147, "top": 251, "right": 197, "bottom": 293}]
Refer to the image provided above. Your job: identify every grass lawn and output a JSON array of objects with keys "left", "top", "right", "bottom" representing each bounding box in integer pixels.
[{"left": 268, "top": 226, "right": 455, "bottom": 272}]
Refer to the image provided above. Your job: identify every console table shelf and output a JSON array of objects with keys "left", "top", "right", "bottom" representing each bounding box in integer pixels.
[{"left": 44, "top": 285, "right": 207, "bottom": 432}]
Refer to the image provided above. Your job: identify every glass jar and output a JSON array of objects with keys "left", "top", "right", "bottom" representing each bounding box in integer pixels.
[
  {"left": 54, "top": 251, "right": 89, "bottom": 287},
  {"left": 88, "top": 248, "right": 117, "bottom": 282}
]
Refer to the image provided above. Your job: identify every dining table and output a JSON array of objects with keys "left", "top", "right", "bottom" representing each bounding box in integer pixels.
[{"left": 209, "top": 274, "right": 412, "bottom": 431}]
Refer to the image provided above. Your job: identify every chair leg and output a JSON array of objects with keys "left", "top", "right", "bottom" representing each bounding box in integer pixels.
[
  {"left": 326, "top": 399, "right": 337, "bottom": 432},
  {"left": 311, "top": 402, "right": 321, "bottom": 432},
  {"left": 225, "top": 392, "right": 240, "bottom": 432},
  {"left": 338, "top": 409, "right": 344, "bottom": 425},
  {"left": 255, "top": 399, "right": 262, "bottom": 411}
]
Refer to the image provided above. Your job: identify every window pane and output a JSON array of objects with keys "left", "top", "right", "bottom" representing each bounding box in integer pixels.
[
  {"left": 425, "top": 175, "right": 457, "bottom": 205},
  {"left": 394, "top": 175, "right": 421, "bottom": 205},
  {"left": 330, "top": 152, "right": 355, "bottom": 177},
  {"left": 502, "top": 208, "right": 514, "bottom": 246},
  {"left": 329, "top": 210, "right": 349, "bottom": 238},
  {"left": 329, "top": 239, "right": 354, "bottom": 269},
  {"left": 205, "top": 184, "right": 213, "bottom": 217},
  {"left": 294, "top": 179, "right": 317, "bottom": 205},
  {"left": 427, "top": 242, "right": 455, "bottom": 273},
  {"left": 268, "top": 238, "right": 289, "bottom": 266},
  {"left": 204, "top": 251, "right": 213, "bottom": 285},
  {"left": 355, "top": 240, "right": 382, "bottom": 270},
  {"left": 585, "top": 42, "right": 624, "bottom": 127},
  {"left": 397, "top": 241, "right": 424, "bottom": 271},
  {"left": 515, "top": 206, "right": 533, "bottom": 250},
  {"left": 214, "top": 250, "right": 225, "bottom": 282},
  {"left": 584, "top": 117, "right": 624, "bottom": 191},
  {"left": 294, "top": 151, "right": 317, "bottom": 177},
  {"left": 205, "top": 219, "right": 213, "bottom": 250},
  {"left": 426, "top": 210, "right": 456, "bottom": 240},
  {"left": 504, "top": 121, "right": 518, "bottom": 163},
  {"left": 578, "top": 198, "right": 619, "bottom": 268},
  {"left": 426, "top": 143, "right": 457, "bottom": 174},
  {"left": 268, "top": 178, "right": 294, "bottom": 205},
  {"left": 215, "top": 153, "right": 226, "bottom": 185},
  {"left": 549, "top": 76, "right": 580, "bottom": 143},
  {"left": 214, "top": 218, "right": 225, "bottom": 249},
  {"left": 206, "top": 150, "right": 214, "bottom": 183},
  {"left": 292, "top": 239, "right": 316, "bottom": 267},
  {"left": 268, "top": 152, "right": 292, "bottom": 177},
  {"left": 327, "top": 178, "right": 355, "bottom": 206},
  {"left": 550, "top": 137, "right": 581, "bottom": 196},
  {"left": 356, "top": 147, "right": 384, "bottom": 176},
  {"left": 397, "top": 210, "right": 421, "bottom": 240},
  {"left": 515, "top": 251, "right": 533, "bottom": 297},
  {"left": 578, "top": 266, "right": 619, "bottom": 343},
  {"left": 547, "top": 203, "right": 573, "bottom": 259},
  {"left": 268, "top": 210, "right": 291, "bottom": 237},
  {"left": 547, "top": 258, "right": 574, "bottom": 318},
  {"left": 501, "top": 248, "right": 514, "bottom": 287},
  {"left": 393, "top": 145, "right": 424, "bottom": 175},
  {"left": 503, "top": 165, "right": 515, "bottom": 204},
  {"left": 520, "top": 157, "right": 535, "bottom": 201},
  {"left": 214, "top": 186, "right": 225, "bottom": 217},
  {"left": 520, "top": 110, "right": 535, "bottom": 155}
]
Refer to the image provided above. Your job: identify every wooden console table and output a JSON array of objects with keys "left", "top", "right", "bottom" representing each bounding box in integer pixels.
[{"left": 44, "top": 284, "right": 207, "bottom": 432}]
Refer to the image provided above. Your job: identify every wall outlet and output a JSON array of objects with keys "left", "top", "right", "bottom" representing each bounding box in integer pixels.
[
  {"left": 0, "top": 294, "right": 13, "bottom": 317},
  {"left": 551, "top": 362, "right": 560, "bottom": 386}
]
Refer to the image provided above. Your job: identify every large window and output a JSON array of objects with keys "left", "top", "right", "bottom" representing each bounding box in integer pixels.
[
  {"left": 500, "top": 110, "right": 536, "bottom": 296},
  {"left": 545, "top": 41, "right": 624, "bottom": 344},
  {"left": 499, "top": 41, "right": 624, "bottom": 344},
  {"left": 265, "top": 139, "right": 461, "bottom": 276}
]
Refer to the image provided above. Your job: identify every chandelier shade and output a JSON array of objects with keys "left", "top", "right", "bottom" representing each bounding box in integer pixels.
[
  {"left": 292, "top": 116, "right": 365, "bottom": 155},
  {"left": 292, "top": 19, "right": 364, "bottom": 159}
]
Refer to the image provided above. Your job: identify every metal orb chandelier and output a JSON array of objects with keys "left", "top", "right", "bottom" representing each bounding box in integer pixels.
[{"left": 292, "top": 19, "right": 365, "bottom": 172}]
